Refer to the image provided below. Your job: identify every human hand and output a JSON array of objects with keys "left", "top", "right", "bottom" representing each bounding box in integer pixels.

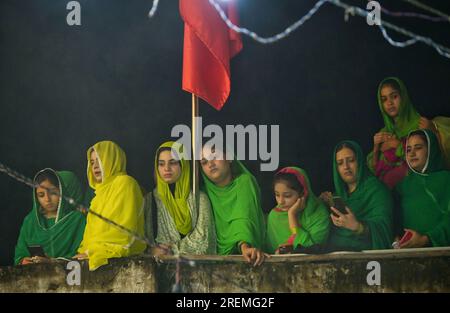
[
  {"left": 419, "top": 117, "right": 433, "bottom": 130},
  {"left": 22, "top": 256, "right": 50, "bottom": 264},
  {"left": 151, "top": 244, "right": 173, "bottom": 257},
  {"left": 319, "top": 191, "right": 333, "bottom": 207},
  {"left": 288, "top": 197, "right": 305, "bottom": 216},
  {"left": 380, "top": 134, "right": 400, "bottom": 151},
  {"left": 374, "top": 132, "right": 388, "bottom": 146},
  {"left": 241, "top": 243, "right": 270, "bottom": 266},
  {"left": 20, "top": 257, "right": 34, "bottom": 265},
  {"left": 399, "top": 229, "right": 429, "bottom": 249},
  {"left": 72, "top": 253, "right": 88, "bottom": 260},
  {"left": 275, "top": 244, "right": 293, "bottom": 255},
  {"left": 330, "top": 206, "right": 360, "bottom": 231}
]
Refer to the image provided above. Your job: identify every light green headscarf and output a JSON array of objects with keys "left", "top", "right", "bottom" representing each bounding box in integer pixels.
[
  {"left": 14, "top": 169, "right": 86, "bottom": 265},
  {"left": 330, "top": 141, "right": 393, "bottom": 250},
  {"left": 154, "top": 141, "right": 192, "bottom": 235},
  {"left": 201, "top": 158, "right": 265, "bottom": 255}
]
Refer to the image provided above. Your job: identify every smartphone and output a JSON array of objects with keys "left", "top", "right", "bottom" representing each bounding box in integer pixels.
[
  {"left": 27, "top": 245, "right": 46, "bottom": 257},
  {"left": 331, "top": 196, "right": 347, "bottom": 215}
]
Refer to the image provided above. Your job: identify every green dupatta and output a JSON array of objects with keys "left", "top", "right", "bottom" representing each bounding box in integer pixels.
[
  {"left": 367, "top": 77, "right": 421, "bottom": 172},
  {"left": 396, "top": 129, "right": 450, "bottom": 247},
  {"left": 14, "top": 169, "right": 86, "bottom": 264},
  {"left": 266, "top": 167, "right": 330, "bottom": 254},
  {"left": 201, "top": 159, "right": 265, "bottom": 255},
  {"left": 330, "top": 141, "right": 393, "bottom": 250}
]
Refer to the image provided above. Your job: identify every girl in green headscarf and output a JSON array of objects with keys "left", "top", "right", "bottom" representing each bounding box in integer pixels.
[
  {"left": 266, "top": 167, "right": 330, "bottom": 254},
  {"left": 200, "top": 144, "right": 267, "bottom": 266},
  {"left": 367, "top": 77, "right": 443, "bottom": 189},
  {"left": 75, "top": 141, "right": 146, "bottom": 271},
  {"left": 14, "top": 169, "right": 86, "bottom": 265},
  {"left": 395, "top": 129, "right": 450, "bottom": 248},
  {"left": 321, "top": 141, "right": 393, "bottom": 251},
  {"left": 151, "top": 141, "right": 216, "bottom": 256}
]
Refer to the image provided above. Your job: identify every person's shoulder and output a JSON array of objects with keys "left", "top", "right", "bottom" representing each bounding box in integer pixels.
[
  {"left": 236, "top": 172, "right": 256, "bottom": 185},
  {"left": 365, "top": 176, "right": 394, "bottom": 199},
  {"left": 22, "top": 210, "right": 36, "bottom": 224},
  {"left": 112, "top": 174, "right": 139, "bottom": 187}
]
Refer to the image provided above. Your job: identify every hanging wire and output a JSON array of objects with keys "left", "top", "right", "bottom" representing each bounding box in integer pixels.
[
  {"left": 399, "top": 0, "right": 450, "bottom": 22},
  {"left": 207, "top": 0, "right": 329, "bottom": 44},
  {"left": 146, "top": 0, "right": 450, "bottom": 58},
  {"left": 148, "top": 0, "right": 160, "bottom": 18},
  {"left": 1, "top": 161, "right": 258, "bottom": 292},
  {"left": 370, "top": 0, "right": 448, "bottom": 22}
]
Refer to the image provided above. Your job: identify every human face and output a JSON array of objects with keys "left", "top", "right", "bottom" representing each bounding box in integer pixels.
[
  {"left": 90, "top": 150, "right": 102, "bottom": 182},
  {"left": 336, "top": 147, "right": 358, "bottom": 187},
  {"left": 158, "top": 150, "right": 182, "bottom": 184},
  {"left": 274, "top": 181, "right": 301, "bottom": 211},
  {"left": 36, "top": 179, "right": 60, "bottom": 216},
  {"left": 380, "top": 85, "right": 401, "bottom": 118},
  {"left": 406, "top": 135, "right": 428, "bottom": 172},
  {"left": 200, "top": 147, "right": 232, "bottom": 187}
]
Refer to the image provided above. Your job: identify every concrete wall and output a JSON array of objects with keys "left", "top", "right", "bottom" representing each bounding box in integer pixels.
[{"left": 1, "top": 248, "right": 449, "bottom": 293}]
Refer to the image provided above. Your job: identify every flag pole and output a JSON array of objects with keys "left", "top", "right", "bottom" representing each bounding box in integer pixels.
[{"left": 192, "top": 94, "right": 200, "bottom": 209}]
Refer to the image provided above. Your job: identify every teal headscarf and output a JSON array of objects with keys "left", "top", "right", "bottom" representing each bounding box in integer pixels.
[
  {"left": 14, "top": 169, "right": 86, "bottom": 264},
  {"left": 329, "top": 141, "right": 393, "bottom": 250},
  {"left": 396, "top": 129, "right": 450, "bottom": 247}
]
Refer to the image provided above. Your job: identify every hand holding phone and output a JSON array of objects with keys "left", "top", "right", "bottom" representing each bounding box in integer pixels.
[{"left": 330, "top": 196, "right": 347, "bottom": 216}]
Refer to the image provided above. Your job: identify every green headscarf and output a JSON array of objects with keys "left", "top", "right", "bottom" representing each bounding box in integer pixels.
[
  {"left": 396, "top": 129, "right": 450, "bottom": 247},
  {"left": 201, "top": 158, "right": 265, "bottom": 255},
  {"left": 154, "top": 141, "right": 192, "bottom": 235},
  {"left": 377, "top": 77, "right": 421, "bottom": 139},
  {"left": 266, "top": 167, "right": 330, "bottom": 254},
  {"left": 367, "top": 77, "right": 422, "bottom": 173},
  {"left": 14, "top": 169, "right": 86, "bottom": 264},
  {"left": 406, "top": 129, "right": 445, "bottom": 175},
  {"left": 330, "top": 141, "right": 393, "bottom": 250}
]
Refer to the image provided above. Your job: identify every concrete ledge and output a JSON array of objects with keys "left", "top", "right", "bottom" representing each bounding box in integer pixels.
[{"left": 1, "top": 248, "right": 449, "bottom": 292}]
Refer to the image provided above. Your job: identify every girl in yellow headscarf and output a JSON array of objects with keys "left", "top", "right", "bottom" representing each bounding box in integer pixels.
[
  {"left": 75, "top": 140, "right": 146, "bottom": 270},
  {"left": 150, "top": 141, "right": 216, "bottom": 256}
]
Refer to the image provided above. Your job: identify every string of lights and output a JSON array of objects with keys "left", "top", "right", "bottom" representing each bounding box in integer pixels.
[{"left": 147, "top": 0, "right": 450, "bottom": 59}]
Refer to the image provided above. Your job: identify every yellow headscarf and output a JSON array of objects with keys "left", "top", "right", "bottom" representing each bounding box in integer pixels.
[
  {"left": 87, "top": 140, "right": 127, "bottom": 189},
  {"left": 155, "top": 141, "right": 192, "bottom": 235},
  {"left": 79, "top": 141, "right": 146, "bottom": 270}
]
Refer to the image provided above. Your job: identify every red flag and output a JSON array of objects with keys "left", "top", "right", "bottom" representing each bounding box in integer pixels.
[{"left": 180, "top": 0, "right": 243, "bottom": 111}]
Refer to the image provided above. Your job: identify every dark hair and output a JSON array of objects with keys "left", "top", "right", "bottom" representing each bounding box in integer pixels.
[
  {"left": 157, "top": 147, "right": 180, "bottom": 163},
  {"left": 380, "top": 79, "right": 401, "bottom": 94},
  {"left": 35, "top": 169, "right": 59, "bottom": 188},
  {"left": 273, "top": 172, "right": 304, "bottom": 196},
  {"left": 408, "top": 130, "right": 428, "bottom": 147},
  {"left": 335, "top": 142, "right": 356, "bottom": 155}
]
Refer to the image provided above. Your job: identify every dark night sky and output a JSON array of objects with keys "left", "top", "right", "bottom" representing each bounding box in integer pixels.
[{"left": 1, "top": 0, "right": 449, "bottom": 266}]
